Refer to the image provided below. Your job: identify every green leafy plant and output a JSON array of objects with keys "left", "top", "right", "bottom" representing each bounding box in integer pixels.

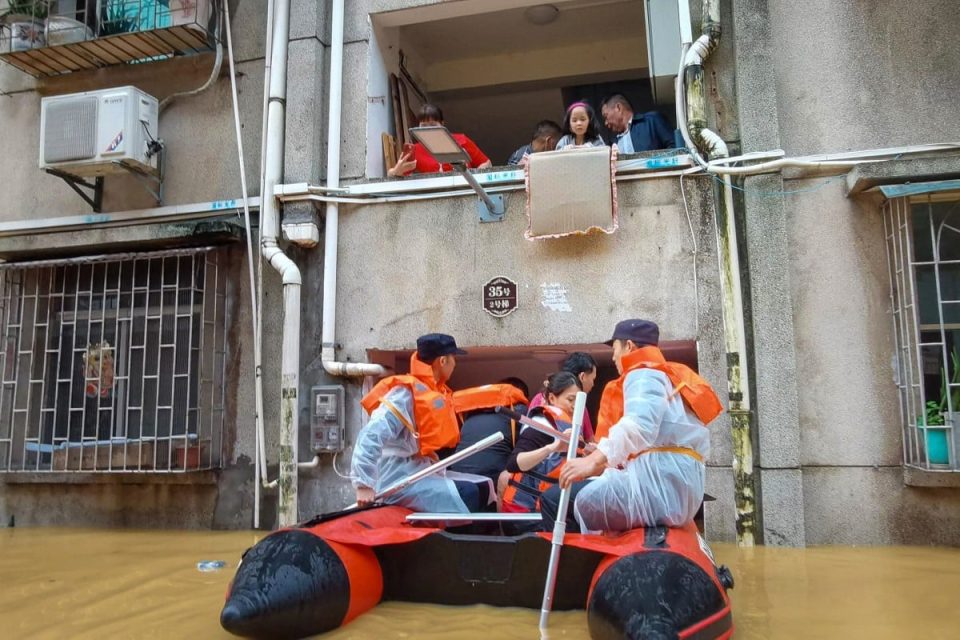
[
  {"left": 936, "top": 348, "right": 960, "bottom": 418},
  {"left": 924, "top": 401, "right": 945, "bottom": 427},
  {"left": 917, "top": 347, "right": 960, "bottom": 427},
  {"left": 98, "top": 0, "right": 138, "bottom": 36},
  {"left": 1, "top": 0, "right": 49, "bottom": 21},
  {"left": 919, "top": 348, "right": 960, "bottom": 426}
]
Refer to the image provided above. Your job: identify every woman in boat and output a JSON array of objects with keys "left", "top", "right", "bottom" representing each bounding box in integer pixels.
[
  {"left": 500, "top": 371, "right": 582, "bottom": 513},
  {"left": 528, "top": 352, "right": 598, "bottom": 441}
]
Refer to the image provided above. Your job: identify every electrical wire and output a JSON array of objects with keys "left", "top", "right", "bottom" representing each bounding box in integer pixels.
[
  {"left": 710, "top": 172, "right": 847, "bottom": 197},
  {"left": 158, "top": 1, "right": 224, "bottom": 112},
  {"left": 331, "top": 451, "right": 354, "bottom": 481},
  {"left": 222, "top": 0, "right": 273, "bottom": 521}
]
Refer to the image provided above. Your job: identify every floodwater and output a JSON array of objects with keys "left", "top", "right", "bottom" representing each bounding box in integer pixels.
[{"left": 1, "top": 528, "right": 959, "bottom": 639}]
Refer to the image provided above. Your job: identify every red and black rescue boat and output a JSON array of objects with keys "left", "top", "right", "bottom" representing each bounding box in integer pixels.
[{"left": 220, "top": 506, "right": 734, "bottom": 640}]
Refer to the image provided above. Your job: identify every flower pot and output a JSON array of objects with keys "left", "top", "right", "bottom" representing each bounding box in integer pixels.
[
  {"left": 923, "top": 427, "right": 950, "bottom": 466},
  {"left": 175, "top": 443, "right": 203, "bottom": 469}
]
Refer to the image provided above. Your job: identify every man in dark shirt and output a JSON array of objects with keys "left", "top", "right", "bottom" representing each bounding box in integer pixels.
[
  {"left": 449, "top": 377, "right": 529, "bottom": 483},
  {"left": 600, "top": 94, "right": 675, "bottom": 153},
  {"left": 506, "top": 120, "right": 562, "bottom": 165}
]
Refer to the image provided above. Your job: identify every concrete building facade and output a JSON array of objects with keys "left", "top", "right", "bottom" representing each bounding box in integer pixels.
[{"left": 0, "top": 0, "right": 958, "bottom": 546}]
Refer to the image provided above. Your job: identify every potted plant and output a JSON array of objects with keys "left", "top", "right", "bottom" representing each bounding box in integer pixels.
[
  {"left": 97, "top": 0, "right": 173, "bottom": 38},
  {"left": 1, "top": 0, "right": 49, "bottom": 52},
  {"left": 97, "top": 0, "right": 139, "bottom": 37},
  {"left": 917, "top": 348, "right": 960, "bottom": 466}
]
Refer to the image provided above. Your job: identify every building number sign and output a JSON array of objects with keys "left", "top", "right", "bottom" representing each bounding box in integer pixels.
[{"left": 483, "top": 277, "right": 518, "bottom": 318}]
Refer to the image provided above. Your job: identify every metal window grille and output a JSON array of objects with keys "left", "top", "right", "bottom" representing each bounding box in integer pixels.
[
  {"left": 0, "top": 247, "right": 226, "bottom": 473},
  {"left": 884, "top": 196, "right": 960, "bottom": 470}
]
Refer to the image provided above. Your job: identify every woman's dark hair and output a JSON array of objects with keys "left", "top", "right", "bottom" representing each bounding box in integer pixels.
[
  {"left": 561, "top": 101, "right": 600, "bottom": 142},
  {"left": 561, "top": 352, "right": 596, "bottom": 377},
  {"left": 417, "top": 103, "right": 444, "bottom": 124},
  {"left": 543, "top": 371, "right": 582, "bottom": 398}
]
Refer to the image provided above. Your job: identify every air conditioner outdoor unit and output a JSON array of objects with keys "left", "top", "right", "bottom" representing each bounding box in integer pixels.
[{"left": 39, "top": 86, "right": 159, "bottom": 178}]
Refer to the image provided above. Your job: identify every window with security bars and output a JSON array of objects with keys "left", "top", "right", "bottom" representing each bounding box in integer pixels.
[
  {"left": 0, "top": 247, "right": 226, "bottom": 472},
  {"left": 884, "top": 196, "right": 960, "bottom": 470}
]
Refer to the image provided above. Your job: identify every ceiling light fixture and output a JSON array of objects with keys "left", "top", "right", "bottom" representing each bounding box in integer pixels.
[{"left": 524, "top": 4, "right": 560, "bottom": 26}]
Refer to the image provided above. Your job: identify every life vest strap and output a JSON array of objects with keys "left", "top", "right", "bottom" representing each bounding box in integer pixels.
[
  {"left": 668, "top": 380, "right": 688, "bottom": 401},
  {"left": 627, "top": 445, "right": 703, "bottom": 463},
  {"left": 382, "top": 399, "right": 417, "bottom": 436},
  {"left": 507, "top": 478, "right": 543, "bottom": 498},
  {"left": 524, "top": 469, "right": 558, "bottom": 485}
]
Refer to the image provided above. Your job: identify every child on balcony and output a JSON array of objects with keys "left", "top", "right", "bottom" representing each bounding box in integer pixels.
[{"left": 555, "top": 101, "right": 606, "bottom": 150}]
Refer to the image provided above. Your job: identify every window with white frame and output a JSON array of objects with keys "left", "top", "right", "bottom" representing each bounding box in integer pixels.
[
  {"left": 884, "top": 194, "right": 960, "bottom": 470},
  {"left": 0, "top": 247, "right": 227, "bottom": 473}
]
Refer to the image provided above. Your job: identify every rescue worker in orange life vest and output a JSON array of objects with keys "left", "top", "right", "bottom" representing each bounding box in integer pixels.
[
  {"left": 352, "top": 334, "right": 495, "bottom": 513},
  {"left": 541, "top": 320, "right": 722, "bottom": 533},
  {"left": 448, "top": 378, "right": 529, "bottom": 485}
]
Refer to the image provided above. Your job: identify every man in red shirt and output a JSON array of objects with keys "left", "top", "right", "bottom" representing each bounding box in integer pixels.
[{"left": 388, "top": 104, "right": 492, "bottom": 176}]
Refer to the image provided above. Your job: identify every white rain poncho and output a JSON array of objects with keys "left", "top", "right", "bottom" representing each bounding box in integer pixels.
[
  {"left": 351, "top": 386, "right": 490, "bottom": 513},
  {"left": 573, "top": 367, "right": 710, "bottom": 532}
]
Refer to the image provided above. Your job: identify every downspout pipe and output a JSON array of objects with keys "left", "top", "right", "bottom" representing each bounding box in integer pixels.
[
  {"left": 261, "top": 0, "right": 302, "bottom": 527},
  {"left": 321, "top": 0, "right": 387, "bottom": 379},
  {"left": 678, "top": 0, "right": 757, "bottom": 546}
]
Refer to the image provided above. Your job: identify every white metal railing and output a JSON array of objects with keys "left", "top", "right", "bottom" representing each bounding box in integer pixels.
[
  {"left": 0, "top": 246, "right": 226, "bottom": 473},
  {"left": 884, "top": 195, "right": 960, "bottom": 470}
]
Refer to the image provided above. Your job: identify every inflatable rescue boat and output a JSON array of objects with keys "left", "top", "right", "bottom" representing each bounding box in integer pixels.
[{"left": 220, "top": 506, "right": 734, "bottom": 639}]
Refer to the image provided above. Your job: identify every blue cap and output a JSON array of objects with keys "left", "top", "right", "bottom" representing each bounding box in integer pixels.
[
  {"left": 604, "top": 319, "right": 659, "bottom": 347},
  {"left": 417, "top": 333, "right": 468, "bottom": 362}
]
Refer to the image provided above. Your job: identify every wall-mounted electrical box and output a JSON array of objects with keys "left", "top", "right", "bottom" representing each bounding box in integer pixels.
[{"left": 310, "top": 385, "right": 345, "bottom": 452}]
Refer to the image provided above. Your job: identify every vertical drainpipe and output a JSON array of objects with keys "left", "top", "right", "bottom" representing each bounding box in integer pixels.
[
  {"left": 261, "top": 0, "right": 301, "bottom": 527},
  {"left": 320, "top": 0, "right": 387, "bottom": 379},
  {"left": 682, "top": 0, "right": 758, "bottom": 546}
]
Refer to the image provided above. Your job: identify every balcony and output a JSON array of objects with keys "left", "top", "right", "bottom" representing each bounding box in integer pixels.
[{"left": 0, "top": 0, "right": 214, "bottom": 78}]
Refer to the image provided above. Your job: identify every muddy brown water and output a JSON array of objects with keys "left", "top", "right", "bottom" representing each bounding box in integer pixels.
[{"left": 1, "top": 528, "right": 958, "bottom": 639}]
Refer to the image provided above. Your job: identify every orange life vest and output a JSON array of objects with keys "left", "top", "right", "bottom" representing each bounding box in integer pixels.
[
  {"left": 452, "top": 383, "right": 529, "bottom": 446},
  {"left": 360, "top": 354, "right": 460, "bottom": 458},
  {"left": 502, "top": 406, "right": 579, "bottom": 513},
  {"left": 452, "top": 384, "right": 528, "bottom": 415},
  {"left": 595, "top": 346, "right": 723, "bottom": 441}
]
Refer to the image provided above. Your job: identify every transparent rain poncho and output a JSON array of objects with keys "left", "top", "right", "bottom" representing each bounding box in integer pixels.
[
  {"left": 351, "top": 386, "right": 490, "bottom": 513},
  {"left": 573, "top": 367, "right": 710, "bottom": 532}
]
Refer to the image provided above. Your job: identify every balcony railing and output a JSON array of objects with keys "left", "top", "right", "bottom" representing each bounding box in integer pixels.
[{"left": 0, "top": 0, "right": 215, "bottom": 77}]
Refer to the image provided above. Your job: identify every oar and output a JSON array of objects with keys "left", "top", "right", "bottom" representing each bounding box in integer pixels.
[
  {"left": 494, "top": 405, "right": 596, "bottom": 453},
  {"left": 344, "top": 431, "right": 504, "bottom": 509},
  {"left": 539, "top": 391, "right": 587, "bottom": 633}
]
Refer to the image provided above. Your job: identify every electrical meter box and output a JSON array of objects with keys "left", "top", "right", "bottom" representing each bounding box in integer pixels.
[{"left": 310, "top": 385, "right": 345, "bottom": 452}]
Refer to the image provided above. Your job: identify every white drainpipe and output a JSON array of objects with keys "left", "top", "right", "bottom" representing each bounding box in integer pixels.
[
  {"left": 261, "top": 0, "right": 301, "bottom": 527},
  {"left": 321, "top": 0, "right": 386, "bottom": 379}
]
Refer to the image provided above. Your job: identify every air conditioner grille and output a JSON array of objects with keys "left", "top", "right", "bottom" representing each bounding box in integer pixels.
[{"left": 43, "top": 97, "right": 98, "bottom": 164}]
